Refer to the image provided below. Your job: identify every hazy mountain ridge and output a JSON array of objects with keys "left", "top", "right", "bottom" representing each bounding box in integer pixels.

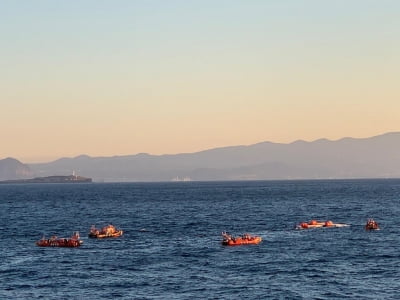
[
  {"left": 1, "top": 132, "right": 400, "bottom": 182},
  {"left": 0, "top": 158, "right": 33, "bottom": 181}
]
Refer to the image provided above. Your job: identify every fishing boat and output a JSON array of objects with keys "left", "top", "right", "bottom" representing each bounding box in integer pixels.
[
  {"left": 88, "top": 224, "right": 123, "bottom": 238},
  {"left": 222, "top": 232, "right": 262, "bottom": 246},
  {"left": 36, "top": 232, "right": 83, "bottom": 247}
]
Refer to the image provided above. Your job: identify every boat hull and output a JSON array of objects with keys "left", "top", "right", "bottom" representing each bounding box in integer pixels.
[
  {"left": 297, "top": 220, "right": 349, "bottom": 229},
  {"left": 222, "top": 236, "right": 262, "bottom": 246},
  {"left": 365, "top": 225, "right": 379, "bottom": 230},
  {"left": 36, "top": 239, "right": 83, "bottom": 248}
]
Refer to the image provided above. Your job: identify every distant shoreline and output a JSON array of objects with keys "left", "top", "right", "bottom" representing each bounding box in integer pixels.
[{"left": 0, "top": 175, "right": 92, "bottom": 184}]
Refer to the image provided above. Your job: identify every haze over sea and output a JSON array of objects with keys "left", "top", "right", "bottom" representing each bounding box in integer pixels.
[{"left": 1, "top": 179, "right": 400, "bottom": 299}]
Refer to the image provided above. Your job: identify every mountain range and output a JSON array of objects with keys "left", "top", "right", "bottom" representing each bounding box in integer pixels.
[
  {"left": 0, "top": 158, "right": 34, "bottom": 181},
  {"left": 1, "top": 132, "right": 400, "bottom": 182}
]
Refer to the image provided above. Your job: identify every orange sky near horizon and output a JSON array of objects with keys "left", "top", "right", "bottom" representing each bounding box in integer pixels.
[{"left": 1, "top": 1, "right": 399, "bottom": 163}]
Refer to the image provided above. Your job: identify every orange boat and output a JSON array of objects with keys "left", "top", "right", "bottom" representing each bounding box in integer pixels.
[
  {"left": 88, "top": 224, "right": 123, "bottom": 238},
  {"left": 365, "top": 219, "right": 379, "bottom": 230},
  {"left": 36, "top": 232, "right": 83, "bottom": 247},
  {"left": 296, "top": 220, "right": 348, "bottom": 229},
  {"left": 222, "top": 232, "right": 262, "bottom": 246}
]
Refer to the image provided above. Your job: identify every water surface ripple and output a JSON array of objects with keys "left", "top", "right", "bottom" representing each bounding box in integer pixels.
[{"left": 1, "top": 179, "right": 399, "bottom": 299}]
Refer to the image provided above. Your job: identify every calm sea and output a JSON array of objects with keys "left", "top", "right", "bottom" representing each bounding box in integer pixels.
[{"left": 1, "top": 179, "right": 400, "bottom": 299}]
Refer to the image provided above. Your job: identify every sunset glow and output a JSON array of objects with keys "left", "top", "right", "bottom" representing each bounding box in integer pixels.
[{"left": 1, "top": 1, "right": 399, "bottom": 162}]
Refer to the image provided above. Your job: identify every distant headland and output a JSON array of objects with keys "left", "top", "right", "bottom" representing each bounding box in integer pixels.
[{"left": 0, "top": 175, "right": 92, "bottom": 184}]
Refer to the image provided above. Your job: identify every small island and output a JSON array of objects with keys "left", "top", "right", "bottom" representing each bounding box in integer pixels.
[{"left": 0, "top": 175, "right": 92, "bottom": 184}]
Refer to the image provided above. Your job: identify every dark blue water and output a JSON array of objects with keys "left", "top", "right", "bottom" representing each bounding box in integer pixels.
[{"left": 1, "top": 179, "right": 400, "bottom": 299}]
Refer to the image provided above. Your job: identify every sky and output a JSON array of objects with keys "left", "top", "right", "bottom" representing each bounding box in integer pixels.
[{"left": 1, "top": 0, "right": 399, "bottom": 163}]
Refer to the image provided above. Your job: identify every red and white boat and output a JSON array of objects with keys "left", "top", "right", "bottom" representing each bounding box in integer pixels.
[
  {"left": 296, "top": 220, "right": 349, "bottom": 229},
  {"left": 222, "top": 232, "right": 262, "bottom": 246},
  {"left": 36, "top": 232, "right": 83, "bottom": 247}
]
